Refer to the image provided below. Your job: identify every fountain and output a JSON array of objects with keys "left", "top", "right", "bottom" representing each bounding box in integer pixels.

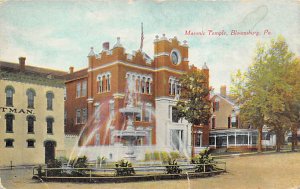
[{"left": 116, "top": 74, "right": 147, "bottom": 161}]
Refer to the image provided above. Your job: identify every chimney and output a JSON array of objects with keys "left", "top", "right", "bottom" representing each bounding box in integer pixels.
[
  {"left": 102, "top": 42, "right": 110, "bottom": 50},
  {"left": 18, "top": 57, "right": 26, "bottom": 71},
  {"left": 220, "top": 85, "right": 226, "bottom": 97},
  {"left": 69, "top": 66, "right": 74, "bottom": 74}
]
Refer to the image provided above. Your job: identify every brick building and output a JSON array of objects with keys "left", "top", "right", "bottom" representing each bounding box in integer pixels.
[{"left": 64, "top": 35, "right": 209, "bottom": 160}]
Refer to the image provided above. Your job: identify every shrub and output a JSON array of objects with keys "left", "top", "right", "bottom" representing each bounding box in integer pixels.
[
  {"left": 165, "top": 159, "right": 182, "bottom": 174},
  {"left": 144, "top": 152, "right": 151, "bottom": 161},
  {"left": 115, "top": 159, "right": 135, "bottom": 176},
  {"left": 57, "top": 156, "right": 69, "bottom": 164},
  {"left": 160, "top": 151, "right": 170, "bottom": 163},
  {"left": 153, "top": 151, "right": 160, "bottom": 161},
  {"left": 69, "top": 156, "right": 88, "bottom": 176},
  {"left": 46, "top": 159, "right": 62, "bottom": 176},
  {"left": 191, "top": 148, "right": 216, "bottom": 172},
  {"left": 170, "top": 151, "right": 180, "bottom": 160}
]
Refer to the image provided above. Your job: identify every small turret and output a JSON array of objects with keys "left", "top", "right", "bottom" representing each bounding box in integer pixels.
[
  {"left": 113, "top": 37, "right": 123, "bottom": 48},
  {"left": 88, "top": 47, "right": 95, "bottom": 57}
]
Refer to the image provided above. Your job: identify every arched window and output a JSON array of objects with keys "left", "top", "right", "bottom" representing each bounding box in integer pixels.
[
  {"left": 136, "top": 76, "right": 141, "bottom": 93},
  {"left": 5, "top": 86, "right": 15, "bottom": 107},
  {"left": 107, "top": 74, "right": 111, "bottom": 91},
  {"left": 102, "top": 75, "right": 106, "bottom": 92},
  {"left": 5, "top": 113, "right": 15, "bottom": 133},
  {"left": 172, "top": 82, "right": 176, "bottom": 95},
  {"left": 26, "top": 89, "right": 36, "bottom": 109},
  {"left": 146, "top": 79, "right": 150, "bottom": 94},
  {"left": 46, "top": 117, "right": 54, "bottom": 134},
  {"left": 141, "top": 77, "right": 146, "bottom": 94},
  {"left": 27, "top": 115, "right": 36, "bottom": 133},
  {"left": 148, "top": 78, "right": 152, "bottom": 94},
  {"left": 46, "top": 92, "right": 54, "bottom": 110}
]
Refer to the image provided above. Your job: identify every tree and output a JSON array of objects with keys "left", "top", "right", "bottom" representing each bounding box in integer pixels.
[
  {"left": 283, "top": 58, "right": 300, "bottom": 151},
  {"left": 231, "top": 36, "right": 300, "bottom": 152},
  {"left": 174, "top": 70, "right": 212, "bottom": 157},
  {"left": 230, "top": 69, "right": 264, "bottom": 152}
]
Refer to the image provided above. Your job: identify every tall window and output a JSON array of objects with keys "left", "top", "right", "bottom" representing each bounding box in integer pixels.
[
  {"left": 46, "top": 92, "right": 54, "bottom": 110},
  {"left": 172, "top": 83, "right": 176, "bottom": 95},
  {"left": 141, "top": 78, "right": 146, "bottom": 93},
  {"left": 82, "top": 81, "right": 87, "bottom": 97},
  {"left": 107, "top": 75, "right": 111, "bottom": 91},
  {"left": 228, "top": 116, "right": 231, "bottom": 128},
  {"left": 26, "top": 89, "right": 35, "bottom": 108},
  {"left": 5, "top": 86, "right": 15, "bottom": 107},
  {"left": 195, "top": 133, "right": 202, "bottom": 147},
  {"left": 148, "top": 79, "right": 152, "bottom": 94},
  {"left": 27, "top": 115, "right": 35, "bottom": 133},
  {"left": 171, "top": 107, "right": 179, "bottom": 123},
  {"left": 169, "top": 78, "right": 180, "bottom": 96},
  {"left": 5, "top": 114, "right": 14, "bottom": 133},
  {"left": 146, "top": 80, "right": 150, "bottom": 94},
  {"left": 137, "top": 77, "right": 141, "bottom": 93},
  {"left": 76, "top": 82, "right": 81, "bottom": 98},
  {"left": 102, "top": 76, "right": 106, "bottom": 92},
  {"left": 212, "top": 117, "right": 216, "bottom": 129},
  {"left": 98, "top": 78, "right": 103, "bottom": 93},
  {"left": 5, "top": 139, "right": 14, "bottom": 148},
  {"left": 76, "top": 109, "right": 81, "bottom": 124},
  {"left": 46, "top": 117, "right": 54, "bottom": 134},
  {"left": 176, "top": 84, "right": 180, "bottom": 96},
  {"left": 82, "top": 108, "right": 87, "bottom": 124}
]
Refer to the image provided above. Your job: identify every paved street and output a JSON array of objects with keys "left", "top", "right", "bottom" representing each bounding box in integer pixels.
[{"left": 1, "top": 152, "right": 300, "bottom": 189}]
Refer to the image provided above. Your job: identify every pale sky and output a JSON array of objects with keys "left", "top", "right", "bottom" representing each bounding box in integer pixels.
[{"left": 0, "top": 0, "right": 299, "bottom": 92}]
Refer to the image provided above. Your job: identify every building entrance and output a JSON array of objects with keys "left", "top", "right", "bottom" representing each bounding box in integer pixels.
[{"left": 44, "top": 141, "right": 56, "bottom": 163}]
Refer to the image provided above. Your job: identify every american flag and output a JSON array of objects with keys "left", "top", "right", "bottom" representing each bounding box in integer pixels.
[{"left": 140, "top": 22, "right": 144, "bottom": 51}]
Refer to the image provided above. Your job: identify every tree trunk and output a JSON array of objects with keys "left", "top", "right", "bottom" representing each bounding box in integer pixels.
[
  {"left": 291, "top": 124, "right": 297, "bottom": 151},
  {"left": 257, "top": 126, "right": 263, "bottom": 153},
  {"left": 292, "top": 124, "right": 298, "bottom": 151},
  {"left": 276, "top": 133, "right": 281, "bottom": 152}
]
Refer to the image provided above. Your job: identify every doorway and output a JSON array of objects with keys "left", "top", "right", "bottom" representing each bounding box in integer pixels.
[{"left": 44, "top": 140, "right": 56, "bottom": 163}]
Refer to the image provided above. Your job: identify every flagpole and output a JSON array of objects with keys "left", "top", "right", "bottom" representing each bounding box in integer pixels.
[{"left": 140, "top": 22, "right": 143, "bottom": 52}]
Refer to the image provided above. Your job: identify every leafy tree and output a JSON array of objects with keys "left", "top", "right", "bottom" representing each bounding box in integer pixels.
[
  {"left": 174, "top": 70, "right": 211, "bottom": 156},
  {"left": 283, "top": 58, "right": 300, "bottom": 151},
  {"left": 231, "top": 36, "right": 300, "bottom": 152}
]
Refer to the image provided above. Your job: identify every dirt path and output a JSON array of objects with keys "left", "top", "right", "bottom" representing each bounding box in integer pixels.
[{"left": 1, "top": 152, "right": 300, "bottom": 189}]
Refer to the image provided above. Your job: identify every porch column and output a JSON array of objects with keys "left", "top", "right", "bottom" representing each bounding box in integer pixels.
[
  {"left": 234, "top": 132, "right": 237, "bottom": 146},
  {"left": 214, "top": 135, "right": 217, "bottom": 148},
  {"left": 248, "top": 132, "right": 250, "bottom": 146},
  {"left": 179, "top": 130, "right": 182, "bottom": 151},
  {"left": 226, "top": 134, "right": 229, "bottom": 148}
]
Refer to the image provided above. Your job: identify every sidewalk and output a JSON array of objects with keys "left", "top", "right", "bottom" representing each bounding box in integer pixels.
[{"left": 212, "top": 148, "right": 300, "bottom": 159}]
